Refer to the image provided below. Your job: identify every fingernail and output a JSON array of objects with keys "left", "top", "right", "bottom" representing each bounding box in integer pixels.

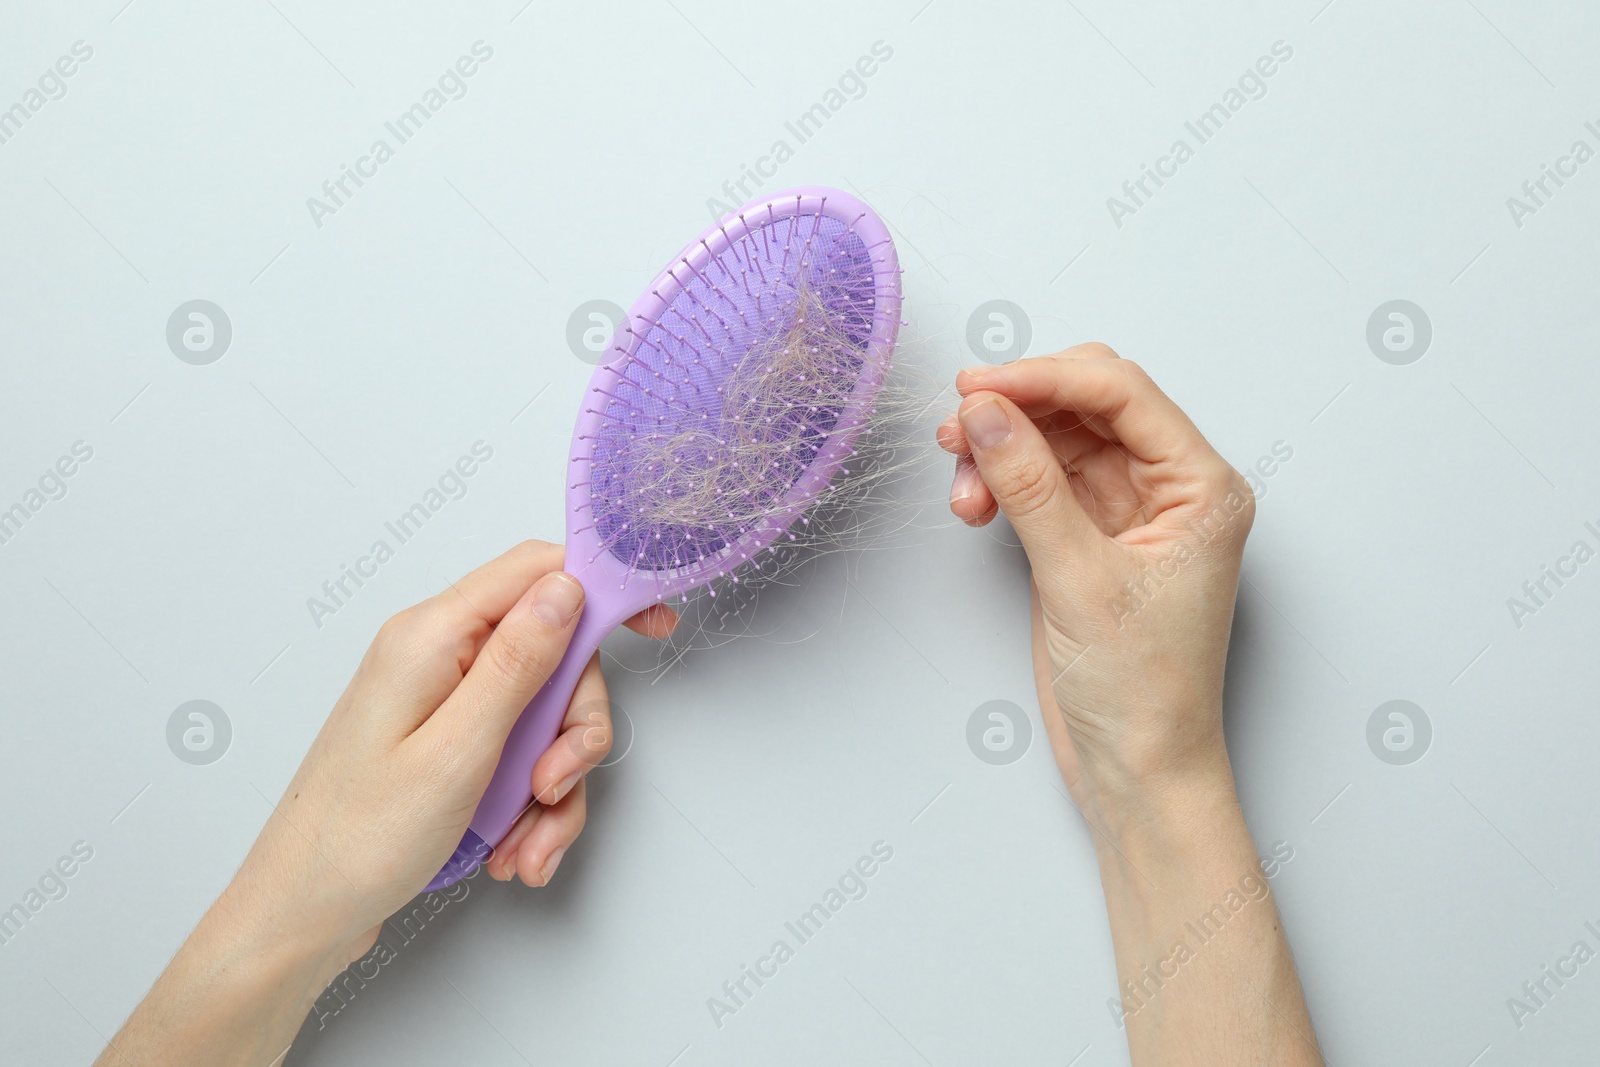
[
  {"left": 950, "top": 461, "right": 982, "bottom": 503},
  {"left": 961, "top": 398, "right": 1012, "bottom": 450},
  {"left": 485, "top": 846, "right": 512, "bottom": 880},
  {"left": 531, "top": 573, "right": 584, "bottom": 627},
  {"left": 539, "top": 846, "right": 567, "bottom": 885},
  {"left": 496, "top": 819, "right": 536, "bottom": 861},
  {"left": 547, "top": 771, "right": 580, "bottom": 804}
]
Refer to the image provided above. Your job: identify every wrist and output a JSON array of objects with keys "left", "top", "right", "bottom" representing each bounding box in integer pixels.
[
  {"left": 216, "top": 880, "right": 342, "bottom": 967},
  {"left": 1081, "top": 726, "right": 1235, "bottom": 818},
  {"left": 212, "top": 856, "right": 365, "bottom": 994},
  {"left": 227, "top": 821, "right": 374, "bottom": 960},
  {"left": 1079, "top": 740, "right": 1250, "bottom": 878}
]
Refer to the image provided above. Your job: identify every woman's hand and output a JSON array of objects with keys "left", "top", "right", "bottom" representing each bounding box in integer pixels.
[
  {"left": 247, "top": 540, "right": 675, "bottom": 945},
  {"left": 95, "top": 540, "right": 676, "bottom": 1067},
  {"left": 940, "top": 346, "right": 1321, "bottom": 1066},
  {"left": 939, "top": 344, "right": 1255, "bottom": 816}
]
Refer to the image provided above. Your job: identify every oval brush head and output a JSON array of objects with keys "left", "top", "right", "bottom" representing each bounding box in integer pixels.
[
  {"left": 429, "top": 187, "right": 901, "bottom": 889},
  {"left": 577, "top": 188, "right": 900, "bottom": 591}
]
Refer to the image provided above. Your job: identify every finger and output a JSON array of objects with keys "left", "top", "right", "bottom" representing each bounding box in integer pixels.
[
  {"left": 480, "top": 806, "right": 537, "bottom": 883},
  {"left": 1058, "top": 340, "right": 1123, "bottom": 361},
  {"left": 942, "top": 398, "right": 1139, "bottom": 473},
  {"left": 623, "top": 602, "right": 679, "bottom": 638},
  {"left": 936, "top": 414, "right": 967, "bottom": 456},
  {"left": 359, "top": 542, "right": 567, "bottom": 739},
  {"left": 529, "top": 653, "right": 610, "bottom": 805},
  {"left": 946, "top": 408, "right": 1148, "bottom": 535},
  {"left": 956, "top": 355, "right": 1210, "bottom": 466},
  {"left": 416, "top": 571, "right": 586, "bottom": 759},
  {"left": 949, "top": 454, "right": 997, "bottom": 526},
  {"left": 400, "top": 544, "right": 673, "bottom": 688},
  {"left": 513, "top": 778, "right": 586, "bottom": 887},
  {"left": 958, "top": 391, "right": 1099, "bottom": 568},
  {"left": 941, "top": 344, "right": 1120, "bottom": 457},
  {"left": 425, "top": 540, "right": 564, "bottom": 630},
  {"left": 943, "top": 407, "right": 1105, "bottom": 465},
  {"left": 486, "top": 805, "right": 542, "bottom": 881}
]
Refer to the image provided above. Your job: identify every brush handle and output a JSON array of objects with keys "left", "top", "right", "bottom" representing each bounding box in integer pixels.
[{"left": 425, "top": 598, "right": 622, "bottom": 891}]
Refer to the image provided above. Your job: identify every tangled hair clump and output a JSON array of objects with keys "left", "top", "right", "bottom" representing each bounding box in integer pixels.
[
  {"left": 615, "top": 325, "right": 954, "bottom": 668},
  {"left": 599, "top": 272, "right": 878, "bottom": 565}
]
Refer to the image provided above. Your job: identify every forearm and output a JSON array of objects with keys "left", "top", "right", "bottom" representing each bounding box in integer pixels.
[
  {"left": 94, "top": 877, "right": 342, "bottom": 1067},
  {"left": 1092, "top": 751, "right": 1321, "bottom": 1066}
]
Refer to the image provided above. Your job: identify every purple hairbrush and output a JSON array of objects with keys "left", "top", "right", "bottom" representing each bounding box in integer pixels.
[{"left": 428, "top": 186, "right": 901, "bottom": 889}]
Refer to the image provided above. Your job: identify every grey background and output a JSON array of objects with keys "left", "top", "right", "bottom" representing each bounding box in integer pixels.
[{"left": 1, "top": 0, "right": 1596, "bottom": 1064}]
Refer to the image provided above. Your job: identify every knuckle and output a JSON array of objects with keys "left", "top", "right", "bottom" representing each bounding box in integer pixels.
[
  {"left": 997, "top": 457, "right": 1060, "bottom": 518},
  {"left": 1191, "top": 470, "right": 1256, "bottom": 545},
  {"left": 1214, "top": 461, "right": 1252, "bottom": 499},
  {"left": 1077, "top": 341, "right": 1120, "bottom": 360},
  {"left": 1229, "top": 475, "right": 1259, "bottom": 531},
  {"left": 373, "top": 608, "right": 419, "bottom": 654},
  {"left": 1115, "top": 358, "right": 1151, "bottom": 386},
  {"left": 584, "top": 720, "right": 613, "bottom": 760},
  {"left": 486, "top": 627, "right": 555, "bottom": 684},
  {"left": 381, "top": 606, "right": 416, "bottom": 635},
  {"left": 568, "top": 705, "right": 612, "bottom": 762}
]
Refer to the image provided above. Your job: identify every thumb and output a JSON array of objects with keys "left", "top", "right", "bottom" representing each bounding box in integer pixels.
[
  {"left": 958, "top": 392, "right": 1098, "bottom": 570},
  {"left": 422, "top": 571, "right": 586, "bottom": 757}
]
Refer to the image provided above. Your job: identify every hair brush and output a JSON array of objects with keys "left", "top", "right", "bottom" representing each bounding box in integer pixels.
[{"left": 427, "top": 186, "right": 902, "bottom": 889}]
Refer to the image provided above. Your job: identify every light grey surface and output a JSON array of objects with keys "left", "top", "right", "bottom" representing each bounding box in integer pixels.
[{"left": 2, "top": 1, "right": 1597, "bottom": 1064}]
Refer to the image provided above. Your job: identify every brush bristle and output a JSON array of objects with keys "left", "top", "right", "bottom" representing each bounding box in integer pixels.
[{"left": 583, "top": 207, "right": 886, "bottom": 574}]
